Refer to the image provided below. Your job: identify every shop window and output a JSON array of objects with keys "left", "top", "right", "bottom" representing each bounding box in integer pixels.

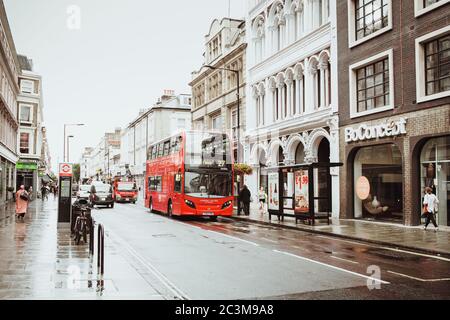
[
  {"left": 420, "top": 136, "right": 450, "bottom": 227},
  {"left": 353, "top": 144, "right": 403, "bottom": 222}
]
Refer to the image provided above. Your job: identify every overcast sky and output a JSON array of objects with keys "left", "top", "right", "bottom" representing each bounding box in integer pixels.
[{"left": 4, "top": 0, "right": 246, "bottom": 172}]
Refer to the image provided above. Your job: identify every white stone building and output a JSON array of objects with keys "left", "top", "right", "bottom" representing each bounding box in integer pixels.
[
  {"left": 190, "top": 18, "right": 247, "bottom": 163},
  {"left": 79, "top": 147, "right": 93, "bottom": 183},
  {"left": 82, "top": 129, "right": 121, "bottom": 183},
  {"left": 245, "top": 0, "right": 340, "bottom": 217},
  {"left": 120, "top": 91, "right": 192, "bottom": 192},
  {"left": 16, "top": 55, "right": 48, "bottom": 195}
]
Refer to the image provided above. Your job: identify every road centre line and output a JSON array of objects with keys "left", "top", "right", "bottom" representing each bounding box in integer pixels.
[
  {"left": 273, "top": 250, "right": 390, "bottom": 284},
  {"left": 387, "top": 270, "right": 450, "bottom": 282},
  {"left": 105, "top": 228, "right": 190, "bottom": 300}
]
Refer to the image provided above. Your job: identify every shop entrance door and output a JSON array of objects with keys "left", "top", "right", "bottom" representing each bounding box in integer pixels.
[
  {"left": 17, "top": 170, "right": 34, "bottom": 191},
  {"left": 421, "top": 136, "right": 450, "bottom": 227}
]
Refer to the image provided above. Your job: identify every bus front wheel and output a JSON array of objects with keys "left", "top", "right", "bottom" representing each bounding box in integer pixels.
[{"left": 149, "top": 199, "right": 153, "bottom": 213}]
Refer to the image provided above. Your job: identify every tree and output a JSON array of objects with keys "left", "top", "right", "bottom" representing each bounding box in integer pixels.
[{"left": 72, "top": 163, "right": 81, "bottom": 183}]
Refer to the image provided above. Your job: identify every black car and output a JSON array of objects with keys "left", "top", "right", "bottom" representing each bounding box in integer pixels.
[{"left": 89, "top": 183, "right": 114, "bottom": 208}]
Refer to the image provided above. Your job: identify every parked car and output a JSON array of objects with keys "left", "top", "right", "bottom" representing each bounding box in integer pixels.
[
  {"left": 76, "top": 185, "right": 91, "bottom": 200},
  {"left": 89, "top": 183, "right": 114, "bottom": 208}
]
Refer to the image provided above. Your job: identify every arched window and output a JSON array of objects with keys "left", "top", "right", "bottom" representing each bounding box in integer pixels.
[
  {"left": 253, "top": 16, "right": 265, "bottom": 63},
  {"left": 277, "top": 23, "right": 282, "bottom": 50},
  {"left": 295, "top": 143, "right": 305, "bottom": 164},
  {"left": 278, "top": 146, "right": 285, "bottom": 165}
]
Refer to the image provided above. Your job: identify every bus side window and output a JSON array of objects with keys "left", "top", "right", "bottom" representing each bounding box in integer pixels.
[
  {"left": 164, "top": 141, "right": 170, "bottom": 156},
  {"left": 174, "top": 171, "right": 182, "bottom": 193},
  {"left": 158, "top": 143, "right": 164, "bottom": 157},
  {"left": 148, "top": 177, "right": 152, "bottom": 190},
  {"left": 155, "top": 176, "right": 162, "bottom": 192}
]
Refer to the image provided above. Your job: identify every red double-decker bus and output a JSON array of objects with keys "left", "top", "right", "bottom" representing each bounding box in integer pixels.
[{"left": 145, "top": 131, "right": 234, "bottom": 220}]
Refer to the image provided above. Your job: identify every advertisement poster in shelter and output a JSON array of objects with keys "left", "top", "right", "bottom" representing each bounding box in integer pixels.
[
  {"left": 268, "top": 172, "right": 279, "bottom": 210},
  {"left": 295, "top": 170, "right": 309, "bottom": 213}
]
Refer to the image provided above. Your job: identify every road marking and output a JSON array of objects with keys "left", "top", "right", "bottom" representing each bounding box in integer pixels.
[
  {"left": 330, "top": 255, "right": 360, "bottom": 265},
  {"left": 177, "top": 219, "right": 261, "bottom": 247},
  {"left": 273, "top": 250, "right": 389, "bottom": 284},
  {"left": 387, "top": 270, "right": 450, "bottom": 282},
  {"left": 206, "top": 231, "right": 260, "bottom": 247},
  {"left": 261, "top": 237, "right": 278, "bottom": 244},
  {"left": 316, "top": 235, "right": 450, "bottom": 262},
  {"left": 105, "top": 229, "right": 190, "bottom": 300}
]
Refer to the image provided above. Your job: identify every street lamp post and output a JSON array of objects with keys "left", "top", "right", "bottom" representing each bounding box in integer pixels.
[
  {"left": 205, "top": 65, "right": 241, "bottom": 163},
  {"left": 67, "top": 135, "right": 74, "bottom": 163},
  {"left": 63, "top": 123, "right": 85, "bottom": 162}
]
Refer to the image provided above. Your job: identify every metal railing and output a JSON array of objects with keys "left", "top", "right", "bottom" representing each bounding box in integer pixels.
[
  {"left": 97, "top": 223, "right": 105, "bottom": 292},
  {"left": 89, "top": 218, "right": 95, "bottom": 256}
]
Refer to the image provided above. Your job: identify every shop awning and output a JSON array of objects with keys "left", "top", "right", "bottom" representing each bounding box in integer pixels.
[{"left": 41, "top": 174, "right": 54, "bottom": 184}]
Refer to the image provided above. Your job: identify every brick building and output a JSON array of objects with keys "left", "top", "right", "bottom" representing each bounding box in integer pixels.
[{"left": 337, "top": 0, "right": 450, "bottom": 226}]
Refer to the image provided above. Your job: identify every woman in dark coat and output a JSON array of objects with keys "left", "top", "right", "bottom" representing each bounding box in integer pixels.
[{"left": 239, "top": 185, "right": 252, "bottom": 216}]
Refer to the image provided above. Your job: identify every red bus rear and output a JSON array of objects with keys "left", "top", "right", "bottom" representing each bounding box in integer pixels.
[{"left": 145, "top": 131, "right": 234, "bottom": 219}]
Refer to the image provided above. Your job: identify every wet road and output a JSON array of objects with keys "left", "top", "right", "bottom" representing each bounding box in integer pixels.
[{"left": 93, "top": 202, "right": 450, "bottom": 300}]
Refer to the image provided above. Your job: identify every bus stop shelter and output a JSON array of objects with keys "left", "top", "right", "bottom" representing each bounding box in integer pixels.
[{"left": 267, "top": 162, "right": 342, "bottom": 226}]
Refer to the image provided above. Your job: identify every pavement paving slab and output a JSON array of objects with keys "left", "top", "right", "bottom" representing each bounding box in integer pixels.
[{"left": 0, "top": 199, "right": 164, "bottom": 300}]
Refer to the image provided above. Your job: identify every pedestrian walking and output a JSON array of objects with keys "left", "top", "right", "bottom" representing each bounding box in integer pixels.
[
  {"left": 41, "top": 184, "right": 48, "bottom": 201},
  {"left": 239, "top": 185, "right": 252, "bottom": 216},
  {"left": 258, "top": 186, "right": 267, "bottom": 214},
  {"left": 15, "top": 185, "right": 29, "bottom": 220},
  {"left": 28, "top": 186, "right": 33, "bottom": 201},
  {"left": 422, "top": 187, "right": 439, "bottom": 232}
]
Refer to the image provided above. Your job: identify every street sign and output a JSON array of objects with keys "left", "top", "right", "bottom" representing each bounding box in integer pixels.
[{"left": 59, "top": 163, "right": 73, "bottom": 177}]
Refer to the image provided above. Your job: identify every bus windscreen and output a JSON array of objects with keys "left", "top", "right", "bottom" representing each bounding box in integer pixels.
[{"left": 184, "top": 172, "right": 232, "bottom": 198}]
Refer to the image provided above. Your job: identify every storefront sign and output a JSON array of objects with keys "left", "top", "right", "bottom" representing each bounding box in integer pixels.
[
  {"left": 294, "top": 170, "right": 309, "bottom": 213},
  {"left": 356, "top": 176, "right": 371, "bottom": 200},
  {"left": 268, "top": 172, "right": 279, "bottom": 210},
  {"left": 16, "top": 162, "right": 38, "bottom": 170},
  {"left": 345, "top": 118, "right": 407, "bottom": 143}
]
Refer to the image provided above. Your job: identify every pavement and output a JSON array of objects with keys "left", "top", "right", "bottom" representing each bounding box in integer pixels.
[
  {"left": 0, "top": 198, "right": 164, "bottom": 300},
  {"left": 231, "top": 207, "right": 450, "bottom": 257}
]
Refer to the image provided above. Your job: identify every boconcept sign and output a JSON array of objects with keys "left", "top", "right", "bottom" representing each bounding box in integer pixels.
[{"left": 345, "top": 118, "right": 407, "bottom": 143}]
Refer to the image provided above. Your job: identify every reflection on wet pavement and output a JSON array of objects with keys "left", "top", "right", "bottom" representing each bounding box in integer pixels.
[{"left": 0, "top": 199, "right": 163, "bottom": 300}]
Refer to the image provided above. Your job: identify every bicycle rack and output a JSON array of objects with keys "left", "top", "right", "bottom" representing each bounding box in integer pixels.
[{"left": 97, "top": 223, "right": 105, "bottom": 293}]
